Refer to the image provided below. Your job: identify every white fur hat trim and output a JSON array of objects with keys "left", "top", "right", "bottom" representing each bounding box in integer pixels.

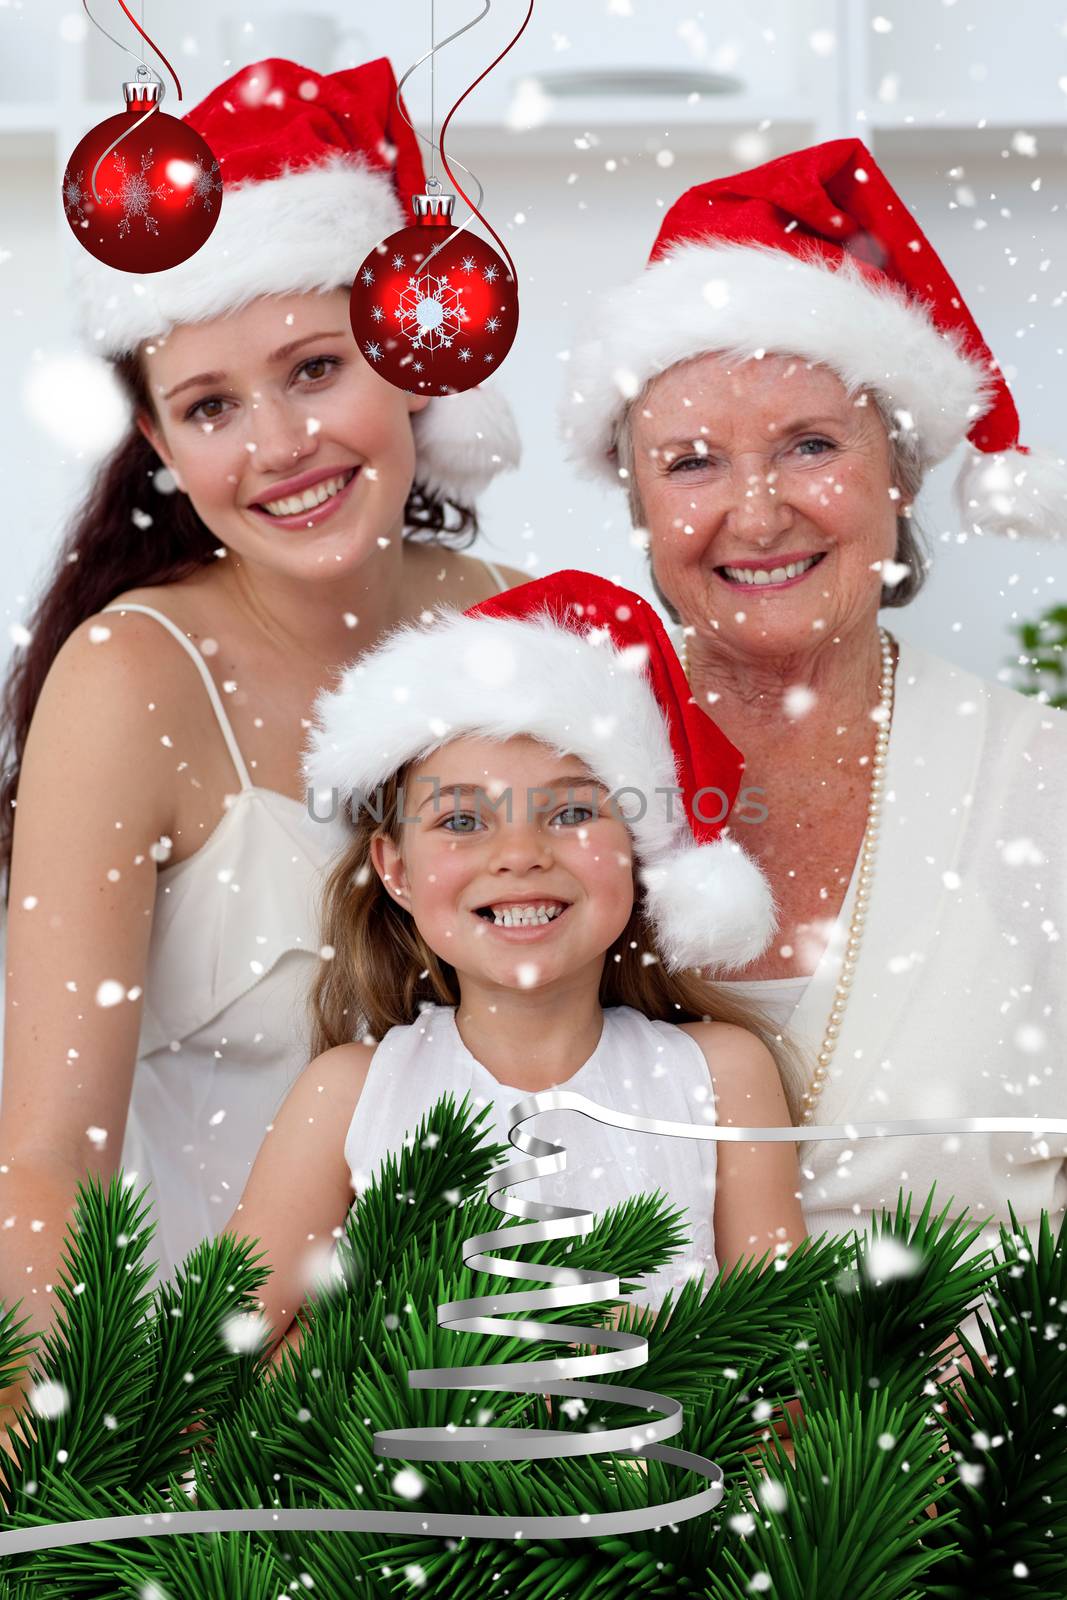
[
  {"left": 305, "top": 605, "right": 776, "bottom": 969},
  {"left": 562, "top": 239, "right": 995, "bottom": 485},
  {"left": 70, "top": 156, "right": 519, "bottom": 506}
]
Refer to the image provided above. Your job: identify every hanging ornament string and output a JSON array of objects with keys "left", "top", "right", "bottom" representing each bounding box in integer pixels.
[
  {"left": 350, "top": 1, "right": 530, "bottom": 395},
  {"left": 437, "top": 0, "right": 535, "bottom": 285},
  {"left": 395, "top": 2, "right": 493, "bottom": 277},
  {"left": 110, "top": 0, "right": 182, "bottom": 99},
  {"left": 430, "top": 0, "right": 435, "bottom": 187},
  {"left": 80, "top": 0, "right": 181, "bottom": 97},
  {"left": 80, "top": 1, "right": 184, "bottom": 202}
]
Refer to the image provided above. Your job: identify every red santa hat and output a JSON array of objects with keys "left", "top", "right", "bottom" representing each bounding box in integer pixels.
[
  {"left": 563, "top": 137, "right": 1066, "bottom": 540},
  {"left": 71, "top": 56, "right": 519, "bottom": 506},
  {"left": 304, "top": 569, "right": 776, "bottom": 973}
]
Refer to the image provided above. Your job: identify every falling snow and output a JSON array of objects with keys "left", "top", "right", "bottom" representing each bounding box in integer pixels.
[{"left": 29, "top": 1379, "right": 69, "bottom": 1420}]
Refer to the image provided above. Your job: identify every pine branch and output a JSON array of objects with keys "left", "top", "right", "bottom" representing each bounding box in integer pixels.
[
  {"left": 592, "top": 1230, "right": 850, "bottom": 1402},
  {"left": 4, "top": 1107, "right": 1060, "bottom": 1600},
  {"left": 0, "top": 1297, "right": 35, "bottom": 1402},
  {"left": 809, "top": 1186, "right": 1000, "bottom": 1402},
  {"left": 123, "top": 1229, "right": 272, "bottom": 1497},
  {"left": 339, "top": 1092, "right": 510, "bottom": 1302},
  {"left": 701, "top": 1387, "right": 959, "bottom": 1600},
  {"left": 0, "top": 1175, "right": 159, "bottom": 1517},
  {"left": 922, "top": 1207, "right": 1067, "bottom": 1598},
  {"left": 106, "top": 1523, "right": 286, "bottom": 1600},
  {"left": 0, "top": 1185, "right": 277, "bottom": 1596}
]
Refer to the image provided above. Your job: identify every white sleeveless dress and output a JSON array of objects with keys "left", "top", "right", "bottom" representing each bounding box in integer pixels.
[
  {"left": 343, "top": 1002, "right": 720, "bottom": 1308},
  {"left": 103, "top": 562, "right": 513, "bottom": 1284}
]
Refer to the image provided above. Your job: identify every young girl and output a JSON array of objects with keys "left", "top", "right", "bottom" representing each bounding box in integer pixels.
[
  {"left": 227, "top": 570, "right": 806, "bottom": 1346},
  {"left": 0, "top": 52, "right": 524, "bottom": 1342}
]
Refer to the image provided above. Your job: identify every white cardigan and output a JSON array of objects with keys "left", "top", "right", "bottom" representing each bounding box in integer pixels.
[{"left": 734, "top": 636, "right": 1067, "bottom": 1258}]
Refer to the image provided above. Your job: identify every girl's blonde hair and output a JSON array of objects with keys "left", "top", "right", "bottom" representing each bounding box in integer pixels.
[{"left": 309, "top": 764, "right": 808, "bottom": 1124}]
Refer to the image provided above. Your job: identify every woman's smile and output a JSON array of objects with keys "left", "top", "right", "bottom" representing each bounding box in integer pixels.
[
  {"left": 249, "top": 465, "right": 362, "bottom": 529},
  {"left": 714, "top": 550, "right": 828, "bottom": 592}
]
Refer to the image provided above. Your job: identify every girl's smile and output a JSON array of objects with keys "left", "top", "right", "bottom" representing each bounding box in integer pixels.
[
  {"left": 371, "top": 735, "right": 636, "bottom": 996},
  {"left": 470, "top": 898, "right": 574, "bottom": 941}
]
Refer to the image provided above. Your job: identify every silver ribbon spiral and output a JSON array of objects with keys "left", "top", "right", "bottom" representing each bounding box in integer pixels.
[{"left": 0, "top": 1101, "right": 1064, "bottom": 1553}]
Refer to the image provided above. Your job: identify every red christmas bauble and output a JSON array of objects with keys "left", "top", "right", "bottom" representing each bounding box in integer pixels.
[
  {"left": 63, "top": 90, "right": 221, "bottom": 273},
  {"left": 349, "top": 223, "right": 519, "bottom": 396}
]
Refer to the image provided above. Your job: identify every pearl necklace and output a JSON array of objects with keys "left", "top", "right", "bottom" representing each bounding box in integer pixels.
[{"left": 682, "top": 626, "right": 897, "bottom": 1125}]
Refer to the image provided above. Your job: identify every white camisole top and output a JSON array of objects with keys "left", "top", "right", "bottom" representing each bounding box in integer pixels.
[
  {"left": 344, "top": 1002, "right": 720, "bottom": 1309},
  {"left": 104, "top": 561, "right": 512, "bottom": 1283}
]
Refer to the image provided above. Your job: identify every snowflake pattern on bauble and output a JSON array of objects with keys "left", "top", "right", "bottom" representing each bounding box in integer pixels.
[
  {"left": 102, "top": 149, "right": 169, "bottom": 239},
  {"left": 395, "top": 273, "right": 464, "bottom": 352},
  {"left": 63, "top": 170, "right": 88, "bottom": 224},
  {"left": 184, "top": 157, "right": 222, "bottom": 211}
]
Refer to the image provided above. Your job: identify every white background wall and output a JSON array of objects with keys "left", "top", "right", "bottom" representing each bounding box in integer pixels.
[{"left": 1, "top": 0, "right": 1066, "bottom": 686}]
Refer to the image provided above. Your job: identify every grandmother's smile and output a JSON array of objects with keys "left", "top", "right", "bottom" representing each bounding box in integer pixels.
[{"left": 714, "top": 551, "right": 827, "bottom": 591}]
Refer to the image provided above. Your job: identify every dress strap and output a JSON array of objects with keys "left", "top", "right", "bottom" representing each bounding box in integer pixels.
[
  {"left": 101, "top": 602, "right": 253, "bottom": 792},
  {"left": 481, "top": 559, "right": 511, "bottom": 594}
]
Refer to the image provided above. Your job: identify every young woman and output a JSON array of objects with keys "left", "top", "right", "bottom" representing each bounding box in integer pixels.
[{"left": 0, "top": 55, "right": 525, "bottom": 1336}]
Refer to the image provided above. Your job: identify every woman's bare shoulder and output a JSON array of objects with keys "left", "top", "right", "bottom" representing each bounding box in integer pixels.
[
  {"left": 99, "top": 567, "right": 224, "bottom": 635},
  {"left": 39, "top": 592, "right": 192, "bottom": 724},
  {"left": 62, "top": 567, "right": 240, "bottom": 692},
  {"left": 420, "top": 548, "right": 527, "bottom": 606}
]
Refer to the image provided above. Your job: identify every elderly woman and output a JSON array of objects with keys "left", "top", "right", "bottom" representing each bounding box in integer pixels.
[{"left": 564, "top": 138, "right": 1067, "bottom": 1260}]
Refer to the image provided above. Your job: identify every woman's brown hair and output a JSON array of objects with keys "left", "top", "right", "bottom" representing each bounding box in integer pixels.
[
  {"left": 309, "top": 767, "right": 809, "bottom": 1125},
  {"left": 0, "top": 352, "right": 479, "bottom": 904}
]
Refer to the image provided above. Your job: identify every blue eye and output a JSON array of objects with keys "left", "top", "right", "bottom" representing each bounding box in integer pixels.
[
  {"left": 666, "top": 454, "right": 710, "bottom": 474},
  {"left": 796, "top": 437, "right": 835, "bottom": 457},
  {"left": 553, "top": 805, "right": 595, "bottom": 826},
  {"left": 183, "top": 355, "right": 343, "bottom": 423},
  {"left": 439, "top": 811, "right": 482, "bottom": 834}
]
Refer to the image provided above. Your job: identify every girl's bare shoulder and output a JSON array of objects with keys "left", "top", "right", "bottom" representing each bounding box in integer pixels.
[
  {"left": 315, "top": 1039, "right": 379, "bottom": 1092},
  {"left": 267, "top": 1040, "right": 379, "bottom": 1139},
  {"left": 676, "top": 1020, "right": 779, "bottom": 1080}
]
